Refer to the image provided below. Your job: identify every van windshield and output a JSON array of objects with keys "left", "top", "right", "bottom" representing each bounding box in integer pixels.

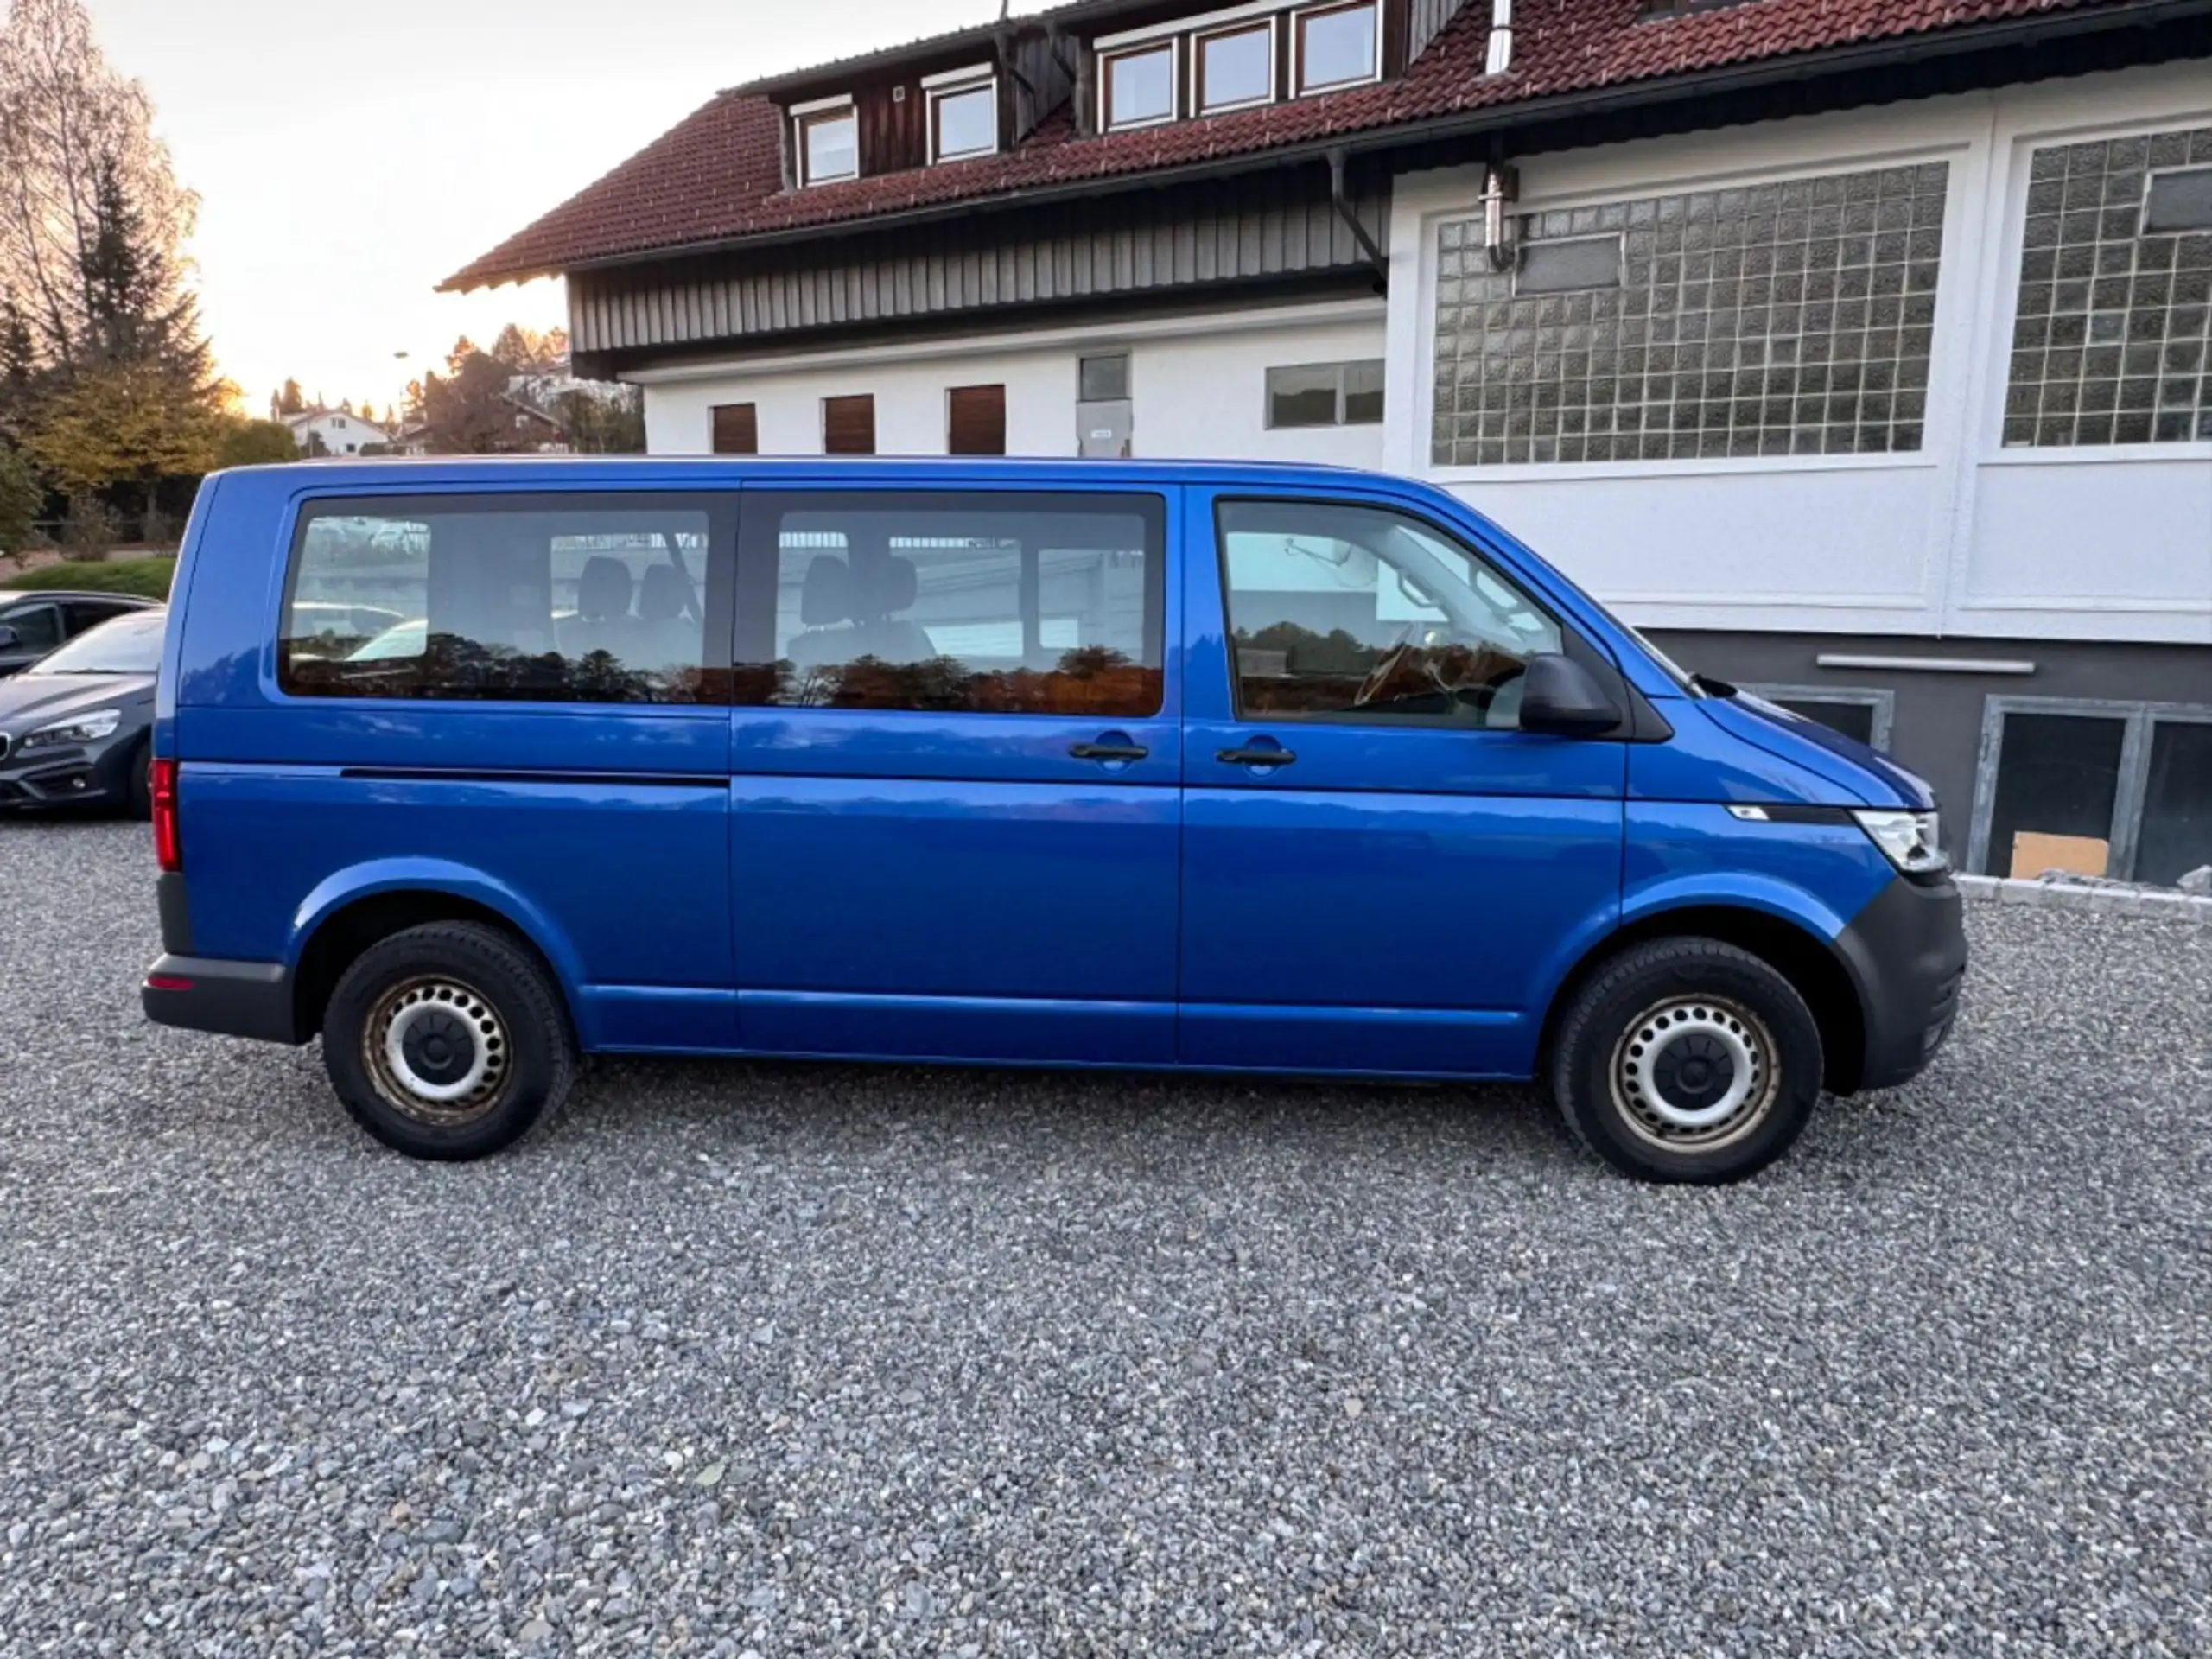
[{"left": 1580, "top": 596, "right": 1703, "bottom": 696}]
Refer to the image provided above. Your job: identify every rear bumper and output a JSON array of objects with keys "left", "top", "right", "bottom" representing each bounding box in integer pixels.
[
  {"left": 143, "top": 956, "right": 306, "bottom": 1046},
  {"left": 1833, "top": 874, "right": 1969, "bottom": 1093}
]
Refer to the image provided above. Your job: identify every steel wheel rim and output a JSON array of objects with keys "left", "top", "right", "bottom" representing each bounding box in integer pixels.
[
  {"left": 364, "top": 977, "right": 511, "bottom": 1127},
  {"left": 1610, "top": 995, "right": 1779, "bottom": 1153}
]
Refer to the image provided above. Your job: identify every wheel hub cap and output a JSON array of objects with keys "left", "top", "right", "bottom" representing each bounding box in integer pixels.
[
  {"left": 1611, "top": 996, "right": 1777, "bottom": 1149},
  {"left": 366, "top": 980, "right": 510, "bottom": 1125}
]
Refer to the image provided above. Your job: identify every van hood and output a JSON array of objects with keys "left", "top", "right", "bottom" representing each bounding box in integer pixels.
[{"left": 1704, "top": 692, "right": 1936, "bottom": 810}]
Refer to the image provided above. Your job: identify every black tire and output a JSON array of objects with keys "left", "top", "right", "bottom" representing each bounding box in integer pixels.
[
  {"left": 124, "top": 738, "right": 152, "bottom": 819},
  {"left": 321, "top": 921, "right": 575, "bottom": 1161},
  {"left": 1548, "top": 938, "right": 1824, "bottom": 1185}
]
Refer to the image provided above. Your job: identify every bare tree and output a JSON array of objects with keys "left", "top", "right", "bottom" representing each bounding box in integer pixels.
[{"left": 0, "top": 0, "right": 197, "bottom": 371}]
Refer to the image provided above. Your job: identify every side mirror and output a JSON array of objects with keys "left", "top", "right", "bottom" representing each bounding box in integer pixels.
[
  {"left": 0, "top": 625, "right": 19, "bottom": 652},
  {"left": 1519, "top": 652, "right": 1623, "bottom": 739}
]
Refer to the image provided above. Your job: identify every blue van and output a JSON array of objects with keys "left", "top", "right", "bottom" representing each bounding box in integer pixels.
[{"left": 142, "top": 459, "right": 1963, "bottom": 1184}]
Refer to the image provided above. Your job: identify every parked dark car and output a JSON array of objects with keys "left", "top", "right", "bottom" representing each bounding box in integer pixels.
[
  {"left": 0, "top": 607, "right": 164, "bottom": 813},
  {"left": 0, "top": 589, "right": 163, "bottom": 677}
]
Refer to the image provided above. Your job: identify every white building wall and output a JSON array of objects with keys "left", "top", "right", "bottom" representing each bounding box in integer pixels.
[
  {"left": 636, "top": 300, "right": 1389, "bottom": 468},
  {"left": 1383, "top": 61, "right": 2212, "bottom": 646}
]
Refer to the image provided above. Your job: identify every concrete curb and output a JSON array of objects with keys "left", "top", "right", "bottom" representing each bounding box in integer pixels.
[{"left": 1956, "top": 874, "right": 2212, "bottom": 926}]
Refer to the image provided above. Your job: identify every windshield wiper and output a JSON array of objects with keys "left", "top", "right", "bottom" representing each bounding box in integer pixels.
[{"left": 1691, "top": 673, "right": 1738, "bottom": 699}]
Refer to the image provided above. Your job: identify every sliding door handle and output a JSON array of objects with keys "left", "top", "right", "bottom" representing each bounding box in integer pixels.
[
  {"left": 1217, "top": 746, "right": 1298, "bottom": 768},
  {"left": 1071, "top": 743, "right": 1150, "bottom": 763}
]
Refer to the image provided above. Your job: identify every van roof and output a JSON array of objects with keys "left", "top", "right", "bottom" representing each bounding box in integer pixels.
[{"left": 213, "top": 454, "right": 1389, "bottom": 489}]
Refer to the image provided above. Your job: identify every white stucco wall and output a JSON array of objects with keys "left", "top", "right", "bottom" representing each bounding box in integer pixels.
[
  {"left": 1384, "top": 61, "right": 2212, "bottom": 646},
  {"left": 635, "top": 300, "right": 1389, "bottom": 468}
]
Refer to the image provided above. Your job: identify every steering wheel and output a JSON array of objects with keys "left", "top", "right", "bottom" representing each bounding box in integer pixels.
[{"left": 1351, "top": 622, "right": 1426, "bottom": 709}]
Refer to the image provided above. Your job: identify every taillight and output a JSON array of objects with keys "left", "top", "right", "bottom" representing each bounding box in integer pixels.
[{"left": 151, "top": 758, "right": 181, "bottom": 873}]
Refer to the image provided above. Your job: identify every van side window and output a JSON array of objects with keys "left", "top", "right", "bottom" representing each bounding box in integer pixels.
[
  {"left": 734, "top": 492, "right": 1166, "bottom": 716},
  {"left": 280, "top": 495, "right": 724, "bottom": 703},
  {"left": 1217, "top": 499, "right": 1562, "bottom": 729}
]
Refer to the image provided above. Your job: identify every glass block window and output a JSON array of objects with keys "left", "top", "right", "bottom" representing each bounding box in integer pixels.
[
  {"left": 2005, "top": 125, "right": 2212, "bottom": 448},
  {"left": 1432, "top": 162, "right": 1950, "bottom": 467}
]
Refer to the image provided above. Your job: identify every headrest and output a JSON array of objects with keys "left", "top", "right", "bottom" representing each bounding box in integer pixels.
[
  {"left": 800, "top": 556, "right": 853, "bottom": 626},
  {"left": 874, "top": 556, "right": 919, "bottom": 613},
  {"left": 638, "top": 563, "right": 689, "bottom": 621},
  {"left": 578, "top": 557, "right": 633, "bottom": 621}
]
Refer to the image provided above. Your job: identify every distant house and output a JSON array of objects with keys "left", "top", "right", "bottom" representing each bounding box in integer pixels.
[
  {"left": 391, "top": 392, "right": 571, "bottom": 457},
  {"left": 500, "top": 394, "right": 572, "bottom": 454},
  {"left": 281, "top": 408, "right": 390, "bottom": 457}
]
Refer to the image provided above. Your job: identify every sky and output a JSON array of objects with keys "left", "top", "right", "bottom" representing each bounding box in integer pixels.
[{"left": 86, "top": 0, "right": 1046, "bottom": 417}]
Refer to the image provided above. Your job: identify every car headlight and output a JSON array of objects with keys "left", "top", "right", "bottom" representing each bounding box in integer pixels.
[
  {"left": 19, "top": 709, "right": 124, "bottom": 753},
  {"left": 1853, "top": 809, "right": 1949, "bottom": 877}
]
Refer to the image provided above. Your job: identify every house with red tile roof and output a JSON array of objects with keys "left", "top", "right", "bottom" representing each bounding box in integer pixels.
[{"left": 450, "top": 0, "right": 2212, "bottom": 880}]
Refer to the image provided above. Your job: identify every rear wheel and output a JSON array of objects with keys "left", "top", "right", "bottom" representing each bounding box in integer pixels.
[
  {"left": 1549, "top": 938, "right": 1824, "bottom": 1185},
  {"left": 322, "top": 922, "right": 575, "bottom": 1161}
]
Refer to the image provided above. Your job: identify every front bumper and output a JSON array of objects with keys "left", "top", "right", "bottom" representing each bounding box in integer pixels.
[
  {"left": 0, "top": 737, "right": 137, "bottom": 810},
  {"left": 1832, "top": 874, "right": 1969, "bottom": 1092},
  {"left": 143, "top": 956, "right": 306, "bottom": 1046}
]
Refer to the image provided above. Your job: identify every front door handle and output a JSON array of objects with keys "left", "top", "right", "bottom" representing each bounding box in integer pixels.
[
  {"left": 1071, "top": 742, "right": 1150, "bottom": 763},
  {"left": 1217, "top": 746, "right": 1298, "bottom": 768}
]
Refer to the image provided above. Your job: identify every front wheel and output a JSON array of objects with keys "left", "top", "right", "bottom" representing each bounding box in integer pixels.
[
  {"left": 1549, "top": 938, "right": 1825, "bottom": 1185},
  {"left": 124, "top": 739, "right": 152, "bottom": 818},
  {"left": 322, "top": 922, "right": 576, "bottom": 1161}
]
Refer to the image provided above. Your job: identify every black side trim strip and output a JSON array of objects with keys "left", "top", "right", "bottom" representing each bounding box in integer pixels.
[
  {"left": 1740, "top": 804, "right": 1857, "bottom": 826},
  {"left": 340, "top": 768, "right": 726, "bottom": 790}
]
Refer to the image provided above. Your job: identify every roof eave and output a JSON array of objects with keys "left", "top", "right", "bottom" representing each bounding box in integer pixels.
[{"left": 443, "top": 0, "right": 2212, "bottom": 293}]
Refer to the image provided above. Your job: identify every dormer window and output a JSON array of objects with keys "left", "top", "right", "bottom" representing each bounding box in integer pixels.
[
  {"left": 1294, "top": 1, "right": 1380, "bottom": 95},
  {"left": 1102, "top": 41, "right": 1178, "bottom": 130},
  {"left": 1197, "top": 20, "right": 1276, "bottom": 115},
  {"left": 1097, "top": 0, "right": 1384, "bottom": 134},
  {"left": 794, "top": 95, "right": 857, "bottom": 186},
  {"left": 926, "top": 65, "right": 999, "bottom": 163}
]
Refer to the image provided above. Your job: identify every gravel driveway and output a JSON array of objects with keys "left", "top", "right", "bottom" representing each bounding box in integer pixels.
[{"left": 1, "top": 821, "right": 2207, "bottom": 1656}]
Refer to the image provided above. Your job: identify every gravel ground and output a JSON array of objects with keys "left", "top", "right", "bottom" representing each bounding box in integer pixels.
[{"left": 1, "top": 820, "right": 2208, "bottom": 1657}]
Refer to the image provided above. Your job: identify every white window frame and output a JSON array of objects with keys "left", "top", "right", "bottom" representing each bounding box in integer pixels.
[
  {"left": 1967, "top": 694, "right": 2212, "bottom": 880},
  {"left": 1985, "top": 114, "right": 2212, "bottom": 461},
  {"left": 1194, "top": 16, "right": 1278, "bottom": 117},
  {"left": 1293, "top": 0, "right": 1383, "bottom": 99},
  {"left": 1098, "top": 40, "right": 1181, "bottom": 132},
  {"left": 792, "top": 94, "right": 858, "bottom": 188},
  {"left": 1264, "top": 359, "right": 1385, "bottom": 429},
  {"left": 925, "top": 65, "right": 999, "bottom": 165}
]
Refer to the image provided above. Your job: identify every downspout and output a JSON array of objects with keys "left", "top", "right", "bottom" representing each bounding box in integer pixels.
[
  {"left": 1483, "top": 3, "right": 1517, "bottom": 270},
  {"left": 1327, "top": 146, "right": 1389, "bottom": 294},
  {"left": 1486, "top": 0, "right": 1514, "bottom": 77}
]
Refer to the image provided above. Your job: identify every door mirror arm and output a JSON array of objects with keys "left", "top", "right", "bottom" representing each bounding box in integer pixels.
[{"left": 1518, "top": 652, "right": 1624, "bottom": 739}]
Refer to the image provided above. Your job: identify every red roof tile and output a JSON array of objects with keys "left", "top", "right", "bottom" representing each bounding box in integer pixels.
[{"left": 445, "top": 0, "right": 2152, "bottom": 290}]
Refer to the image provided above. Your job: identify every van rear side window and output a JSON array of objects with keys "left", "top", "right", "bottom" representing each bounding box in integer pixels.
[
  {"left": 734, "top": 492, "right": 1166, "bottom": 716},
  {"left": 279, "top": 495, "right": 725, "bottom": 703}
]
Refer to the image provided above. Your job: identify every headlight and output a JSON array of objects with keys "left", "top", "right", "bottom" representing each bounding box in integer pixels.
[
  {"left": 1853, "top": 809, "right": 1949, "bottom": 876},
  {"left": 19, "top": 709, "right": 124, "bottom": 753}
]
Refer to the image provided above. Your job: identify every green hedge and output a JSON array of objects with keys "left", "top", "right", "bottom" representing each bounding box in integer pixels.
[{"left": 2, "top": 556, "right": 177, "bottom": 600}]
